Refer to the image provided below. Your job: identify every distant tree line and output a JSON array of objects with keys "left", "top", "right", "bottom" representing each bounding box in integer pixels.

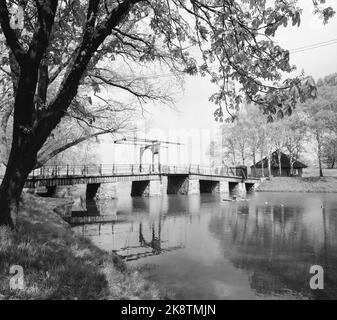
[{"left": 209, "top": 72, "right": 337, "bottom": 177}]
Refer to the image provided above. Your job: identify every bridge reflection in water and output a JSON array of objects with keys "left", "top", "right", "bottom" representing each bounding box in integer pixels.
[
  {"left": 71, "top": 192, "right": 337, "bottom": 299},
  {"left": 71, "top": 195, "right": 199, "bottom": 261}
]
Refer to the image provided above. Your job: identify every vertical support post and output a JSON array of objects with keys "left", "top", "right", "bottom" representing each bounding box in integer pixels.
[
  {"left": 139, "top": 147, "right": 144, "bottom": 170},
  {"left": 99, "top": 164, "right": 103, "bottom": 176},
  {"left": 151, "top": 143, "right": 155, "bottom": 173},
  {"left": 67, "top": 165, "right": 69, "bottom": 177}
]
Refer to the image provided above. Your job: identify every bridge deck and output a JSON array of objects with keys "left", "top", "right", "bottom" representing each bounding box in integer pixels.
[{"left": 20, "top": 164, "right": 260, "bottom": 188}]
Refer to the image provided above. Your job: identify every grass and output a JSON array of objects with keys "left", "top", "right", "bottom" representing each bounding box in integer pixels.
[
  {"left": 257, "top": 176, "right": 337, "bottom": 193},
  {"left": 0, "top": 194, "right": 161, "bottom": 300}
]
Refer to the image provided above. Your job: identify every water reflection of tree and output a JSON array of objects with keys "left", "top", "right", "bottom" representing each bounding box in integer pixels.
[{"left": 208, "top": 202, "right": 337, "bottom": 299}]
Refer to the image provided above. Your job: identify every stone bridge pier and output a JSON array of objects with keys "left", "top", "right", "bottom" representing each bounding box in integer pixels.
[
  {"left": 166, "top": 176, "right": 233, "bottom": 195},
  {"left": 44, "top": 183, "right": 118, "bottom": 200}
]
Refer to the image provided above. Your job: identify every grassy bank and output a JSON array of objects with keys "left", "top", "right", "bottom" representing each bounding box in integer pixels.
[
  {"left": 0, "top": 194, "right": 161, "bottom": 300},
  {"left": 257, "top": 177, "right": 337, "bottom": 193}
]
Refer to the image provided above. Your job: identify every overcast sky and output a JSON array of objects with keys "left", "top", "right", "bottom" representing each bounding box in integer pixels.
[{"left": 101, "top": 0, "right": 337, "bottom": 166}]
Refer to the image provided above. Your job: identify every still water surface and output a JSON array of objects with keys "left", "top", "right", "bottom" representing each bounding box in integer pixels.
[{"left": 71, "top": 186, "right": 337, "bottom": 300}]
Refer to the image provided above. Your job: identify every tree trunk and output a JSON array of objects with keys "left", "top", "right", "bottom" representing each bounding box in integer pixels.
[
  {"left": 277, "top": 149, "right": 282, "bottom": 176},
  {"left": 316, "top": 131, "right": 323, "bottom": 177},
  {"left": 319, "top": 158, "right": 323, "bottom": 177},
  {"left": 252, "top": 150, "right": 256, "bottom": 176},
  {"left": 0, "top": 136, "right": 37, "bottom": 227},
  {"left": 318, "top": 152, "right": 323, "bottom": 177},
  {"left": 268, "top": 153, "right": 272, "bottom": 178},
  {"left": 290, "top": 161, "right": 294, "bottom": 176}
]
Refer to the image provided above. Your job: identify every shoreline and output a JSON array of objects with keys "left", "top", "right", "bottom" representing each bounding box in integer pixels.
[
  {"left": 256, "top": 177, "right": 337, "bottom": 193},
  {"left": 0, "top": 193, "right": 162, "bottom": 300},
  {"left": 257, "top": 190, "right": 337, "bottom": 193}
]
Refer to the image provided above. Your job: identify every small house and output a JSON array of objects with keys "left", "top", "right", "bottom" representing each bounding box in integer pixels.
[{"left": 250, "top": 151, "right": 307, "bottom": 177}]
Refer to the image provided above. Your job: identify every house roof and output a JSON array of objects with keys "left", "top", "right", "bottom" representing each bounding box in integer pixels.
[{"left": 251, "top": 151, "right": 307, "bottom": 169}]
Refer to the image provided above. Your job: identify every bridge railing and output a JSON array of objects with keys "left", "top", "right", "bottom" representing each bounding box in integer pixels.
[
  {"left": 29, "top": 164, "right": 151, "bottom": 178},
  {"left": 27, "top": 164, "right": 247, "bottom": 179}
]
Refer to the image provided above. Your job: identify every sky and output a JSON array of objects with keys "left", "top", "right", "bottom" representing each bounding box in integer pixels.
[{"left": 99, "top": 0, "right": 337, "bottom": 166}]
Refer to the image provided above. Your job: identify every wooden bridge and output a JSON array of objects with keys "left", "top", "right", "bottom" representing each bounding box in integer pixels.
[{"left": 23, "top": 164, "right": 261, "bottom": 198}]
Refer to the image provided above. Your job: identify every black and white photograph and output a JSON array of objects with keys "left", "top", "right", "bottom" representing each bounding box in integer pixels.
[{"left": 0, "top": 0, "right": 337, "bottom": 307}]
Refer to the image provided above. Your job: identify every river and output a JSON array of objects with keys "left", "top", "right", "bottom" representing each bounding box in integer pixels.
[{"left": 71, "top": 183, "right": 337, "bottom": 300}]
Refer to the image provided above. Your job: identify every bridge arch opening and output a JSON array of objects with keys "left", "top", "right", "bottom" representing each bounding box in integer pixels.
[
  {"left": 86, "top": 183, "right": 100, "bottom": 199},
  {"left": 245, "top": 183, "right": 255, "bottom": 193},
  {"left": 229, "top": 182, "right": 239, "bottom": 194},
  {"left": 131, "top": 180, "right": 150, "bottom": 196},
  {"left": 45, "top": 185, "right": 57, "bottom": 197},
  {"left": 167, "top": 175, "right": 189, "bottom": 194},
  {"left": 199, "top": 180, "right": 219, "bottom": 193}
]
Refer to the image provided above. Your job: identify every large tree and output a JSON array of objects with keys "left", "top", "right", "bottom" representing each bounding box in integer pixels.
[
  {"left": 300, "top": 73, "right": 337, "bottom": 176},
  {"left": 0, "top": 0, "right": 334, "bottom": 226},
  {"left": 0, "top": 7, "right": 176, "bottom": 168}
]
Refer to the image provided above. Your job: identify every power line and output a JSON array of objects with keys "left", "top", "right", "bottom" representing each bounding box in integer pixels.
[
  {"left": 289, "top": 38, "right": 337, "bottom": 52},
  {"left": 290, "top": 40, "right": 337, "bottom": 54}
]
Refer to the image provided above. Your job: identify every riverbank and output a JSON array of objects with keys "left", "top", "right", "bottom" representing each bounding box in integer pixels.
[
  {"left": 256, "top": 177, "right": 337, "bottom": 193},
  {"left": 0, "top": 193, "right": 161, "bottom": 300}
]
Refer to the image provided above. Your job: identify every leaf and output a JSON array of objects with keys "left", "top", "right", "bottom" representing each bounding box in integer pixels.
[
  {"left": 267, "top": 115, "right": 274, "bottom": 123},
  {"left": 276, "top": 110, "right": 284, "bottom": 119}
]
